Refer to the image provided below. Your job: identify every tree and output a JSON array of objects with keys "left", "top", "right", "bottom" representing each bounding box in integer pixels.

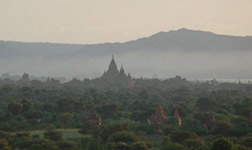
[
  {"left": 57, "top": 99, "right": 75, "bottom": 112},
  {"left": 86, "top": 138, "right": 104, "bottom": 150},
  {"left": 93, "top": 123, "right": 128, "bottom": 141},
  {"left": 212, "top": 120, "right": 231, "bottom": 135},
  {"left": 240, "top": 136, "right": 252, "bottom": 148},
  {"left": 81, "top": 137, "right": 102, "bottom": 150},
  {"left": 74, "top": 101, "right": 85, "bottom": 113},
  {"left": 42, "top": 103, "right": 55, "bottom": 112},
  {"left": 57, "top": 141, "right": 78, "bottom": 150},
  {"left": 161, "top": 142, "right": 186, "bottom": 150},
  {"left": 23, "top": 110, "right": 42, "bottom": 119},
  {"left": 183, "top": 138, "right": 203, "bottom": 150},
  {"left": 97, "top": 103, "right": 120, "bottom": 118},
  {"left": 78, "top": 123, "right": 96, "bottom": 135},
  {"left": 108, "top": 131, "right": 139, "bottom": 144},
  {"left": 59, "top": 113, "right": 73, "bottom": 126},
  {"left": 114, "top": 142, "right": 131, "bottom": 150},
  {"left": 0, "top": 139, "right": 11, "bottom": 150},
  {"left": 163, "top": 125, "right": 176, "bottom": 135},
  {"left": 8, "top": 101, "right": 23, "bottom": 115},
  {"left": 131, "top": 110, "right": 151, "bottom": 122},
  {"left": 131, "top": 142, "right": 149, "bottom": 150},
  {"left": 234, "top": 144, "right": 250, "bottom": 150},
  {"left": 139, "top": 89, "right": 150, "bottom": 100},
  {"left": 211, "top": 137, "right": 234, "bottom": 150},
  {"left": 196, "top": 98, "right": 217, "bottom": 111},
  {"left": 194, "top": 112, "right": 215, "bottom": 126},
  {"left": 30, "top": 138, "right": 58, "bottom": 150},
  {"left": 21, "top": 99, "right": 32, "bottom": 112},
  {"left": 44, "top": 127, "right": 63, "bottom": 142},
  {"left": 170, "top": 130, "right": 199, "bottom": 143}
]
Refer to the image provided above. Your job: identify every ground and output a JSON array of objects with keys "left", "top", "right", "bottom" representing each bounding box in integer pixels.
[{"left": 28, "top": 128, "right": 86, "bottom": 141}]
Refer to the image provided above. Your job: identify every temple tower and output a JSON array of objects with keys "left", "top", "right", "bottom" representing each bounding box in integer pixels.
[
  {"left": 174, "top": 108, "right": 182, "bottom": 126},
  {"left": 100, "top": 55, "right": 136, "bottom": 88}
]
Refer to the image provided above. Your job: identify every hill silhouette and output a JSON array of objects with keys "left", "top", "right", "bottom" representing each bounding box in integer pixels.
[{"left": 1, "top": 28, "right": 252, "bottom": 79}]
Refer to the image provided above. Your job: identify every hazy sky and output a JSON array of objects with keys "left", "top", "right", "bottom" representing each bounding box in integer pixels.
[{"left": 0, "top": 0, "right": 252, "bottom": 44}]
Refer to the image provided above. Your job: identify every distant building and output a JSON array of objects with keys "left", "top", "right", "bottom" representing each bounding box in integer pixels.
[
  {"left": 65, "top": 78, "right": 82, "bottom": 87},
  {"left": 204, "top": 114, "right": 215, "bottom": 130},
  {"left": 174, "top": 108, "right": 182, "bottom": 126},
  {"left": 19, "top": 73, "right": 30, "bottom": 82},
  {"left": 17, "top": 73, "right": 30, "bottom": 85},
  {"left": 45, "top": 77, "right": 60, "bottom": 86},
  {"left": 96, "top": 55, "right": 136, "bottom": 88},
  {"left": 150, "top": 104, "right": 168, "bottom": 124},
  {"left": 87, "top": 108, "right": 102, "bottom": 125},
  {"left": 150, "top": 104, "right": 168, "bottom": 131}
]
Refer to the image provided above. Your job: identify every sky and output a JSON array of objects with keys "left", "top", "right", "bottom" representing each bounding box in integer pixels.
[{"left": 0, "top": 0, "right": 252, "bottom": 44}]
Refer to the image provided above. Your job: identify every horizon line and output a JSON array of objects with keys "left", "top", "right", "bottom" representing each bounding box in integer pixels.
[{"left": 1, "top": 28, "right": 251, "bottom": 45}]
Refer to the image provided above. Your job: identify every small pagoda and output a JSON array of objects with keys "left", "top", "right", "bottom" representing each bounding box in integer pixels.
[
  {"left": 87, "top": 108, "right": 102, "bottom": 125},
  {"left": 18, "top": 73, "right": 30, "bottom": 85},
  {"left": 174, "top": 108, "right": 182, "bottom": 126},
  {"left": 150, "top": 104, "right": 168, "bottom": 131},
  {"left": 204, "top": 114, "right": 215, "bottom": 130}
]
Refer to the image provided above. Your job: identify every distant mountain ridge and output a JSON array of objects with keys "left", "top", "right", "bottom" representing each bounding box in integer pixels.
[
  {"left": 1, "top": 28, "right": 252, "bottom": 79},
  {"left": 1, "top": 28, "right": 252, "bottom": 57},
  {"left": 127, "top": 28, "right": 252, "bottom": 51}
]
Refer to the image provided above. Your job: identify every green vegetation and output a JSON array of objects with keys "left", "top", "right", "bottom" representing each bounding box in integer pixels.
[
  {"left": 29, "top": 129, "right": 85, "bottom": 140},
  {"left": 0, "top": 76, "right": 252, "bottom": 149}
]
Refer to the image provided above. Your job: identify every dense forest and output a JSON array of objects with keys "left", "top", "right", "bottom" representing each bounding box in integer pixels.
[{"left": 0, "top": 74, "right": 252, "bottom": 150}]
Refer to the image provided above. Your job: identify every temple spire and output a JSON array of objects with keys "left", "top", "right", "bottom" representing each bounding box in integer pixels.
[
  {"left": 103, "top": 55, "right": 119, "bottom": 78},
  {"left": 100, "top": 56, "right": 136, "bottom": 88},
  {"left": 174, "top": 108, "right": 182, "bottom": 126},
  {"left": 120, "top": 63, "right": 124, "bottom": 70},
  {"left": 120, "top": 63, "right": 125, "bottom": 75}
]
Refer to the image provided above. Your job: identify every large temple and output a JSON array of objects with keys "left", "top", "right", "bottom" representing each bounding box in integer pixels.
[{"left": 97, "top": 55, "right": 136, "bottom": 88}]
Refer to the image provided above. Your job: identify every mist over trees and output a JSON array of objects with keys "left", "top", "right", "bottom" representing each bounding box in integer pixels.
[{"left": 1, "top": 28, "right": 252, "bottom": 79}]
